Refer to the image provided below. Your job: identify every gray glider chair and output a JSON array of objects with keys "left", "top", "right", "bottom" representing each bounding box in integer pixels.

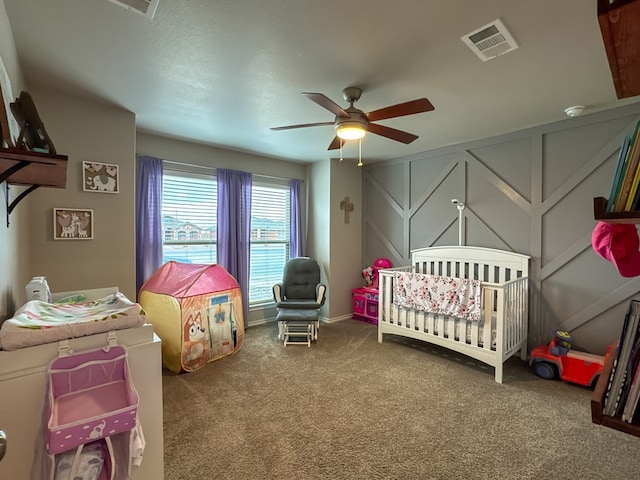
[{"left": 273, "top": 257, "right": 327, "bottom": 346}]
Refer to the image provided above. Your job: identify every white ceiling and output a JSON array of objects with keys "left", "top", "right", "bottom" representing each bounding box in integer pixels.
[{"left": 4, "top": 0, "right": 640, "bottom": 164}]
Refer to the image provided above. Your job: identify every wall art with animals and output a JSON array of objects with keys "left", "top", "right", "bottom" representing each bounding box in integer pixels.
[
  {"left": 53, "top": 208, "right": 93, "bottom": 240},
  {"left": 83, "top": 161, "right": 119, "bottom": 193}
]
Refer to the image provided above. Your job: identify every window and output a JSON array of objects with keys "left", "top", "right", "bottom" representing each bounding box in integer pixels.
[
  {"left": 161, "top": 169, "right": 291, "bottom": 307},
  {"left": 162, "top": 170, "right": 217, "bottom": 264},
  {"left": 250, "top": 182, "right": 290, "bottom": 305}
]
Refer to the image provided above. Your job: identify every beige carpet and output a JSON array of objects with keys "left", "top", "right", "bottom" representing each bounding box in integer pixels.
[{"left": 162, "top": 319, "right": 640, "bottom": 480}]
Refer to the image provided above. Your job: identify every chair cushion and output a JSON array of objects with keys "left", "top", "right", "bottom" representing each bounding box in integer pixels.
[
  {"left": 276, "top": 309, "right": 319, "bottom": 322},
  {"left": 282, "top": 258, "right": 320, "bottom": 299},
  {"left": 277, "top": 299, "right": 321, "bottom": 310}
]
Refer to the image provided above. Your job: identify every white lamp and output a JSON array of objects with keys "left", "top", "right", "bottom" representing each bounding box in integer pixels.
[{"left": 336, "top": 122, "right": 366, "bottom": 140}]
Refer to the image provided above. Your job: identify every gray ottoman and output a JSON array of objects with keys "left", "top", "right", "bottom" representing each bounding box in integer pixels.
[{"left": 276, "top": 309, "right": 319, "bottom": 346}]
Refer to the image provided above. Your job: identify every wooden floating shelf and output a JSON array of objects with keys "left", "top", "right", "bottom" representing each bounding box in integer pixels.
[
  {"left": 0, "top": 147, "right": 68, "bottom": 188},
  {"left": 593, "top": 197, "right": 640, "bottom": 224},
  {"left": 598, "top": 0, "right": 640, "bottom": 99},
  {"left": 0, "top": 147, "right": 68, "bottom": 226}
]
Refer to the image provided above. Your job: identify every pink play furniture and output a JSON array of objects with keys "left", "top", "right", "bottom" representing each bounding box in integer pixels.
[{"left": 352, "top": 258, "right": 392, "bottom": 325}]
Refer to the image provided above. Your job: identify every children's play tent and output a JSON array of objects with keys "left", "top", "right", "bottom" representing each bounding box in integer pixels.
[{"left": 139, "top": 261, "right": 244, "bottom": 373}]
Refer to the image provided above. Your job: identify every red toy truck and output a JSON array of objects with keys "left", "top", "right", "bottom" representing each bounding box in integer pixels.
[{"left": 529, "top": 330, "right": 614, "bottom": 388}]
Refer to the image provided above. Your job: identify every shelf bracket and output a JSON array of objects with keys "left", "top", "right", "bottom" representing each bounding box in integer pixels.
[
  {"left": 4, "top": 183, "right": 40, "bottom": 227},
  {"left": 0, "top": 160, "right": 30, "bottom": 184}
]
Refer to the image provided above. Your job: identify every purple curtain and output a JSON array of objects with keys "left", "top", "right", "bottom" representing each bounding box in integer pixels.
[
  {"left": 290, "top": 178, "right": 304, "bottom": 258},
  {"left": 135, "top": 155, "right": 164, "bottom": 299},
  {"left": 217, "top": 168, "right": 252, "bottom": 326}
]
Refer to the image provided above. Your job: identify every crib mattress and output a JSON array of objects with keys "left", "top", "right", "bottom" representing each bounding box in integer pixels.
[{"left": 0, "top": 292, "right": 146, "bottom": 350}]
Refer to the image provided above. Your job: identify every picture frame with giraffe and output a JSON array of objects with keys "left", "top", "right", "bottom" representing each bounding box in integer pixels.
[{"left": 53, "top": 208, "right": 94, "bottom": 240}]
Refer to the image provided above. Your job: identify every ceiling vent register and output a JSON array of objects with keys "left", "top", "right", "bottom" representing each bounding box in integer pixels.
[
  {"left": 461, "top": 19, "right": 518, "bottom": 61},
  {"left": 107, "top": 0, "right": 159, "bottom": 19}
]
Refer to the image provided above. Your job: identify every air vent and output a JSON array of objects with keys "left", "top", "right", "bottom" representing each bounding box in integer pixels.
[
  {"left": 107, "top": 0, "right": 159, "bottom": 19},
  {"left": 461, "top": 19, "right": 518, "bottom": 61}
]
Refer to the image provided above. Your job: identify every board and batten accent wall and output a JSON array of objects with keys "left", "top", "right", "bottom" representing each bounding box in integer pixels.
[{"left": 363, "top": 102, "right": 640, "bottom": 354}]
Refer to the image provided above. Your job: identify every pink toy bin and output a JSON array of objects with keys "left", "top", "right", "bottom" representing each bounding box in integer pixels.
[{"left": 46, "top": 345, "right": 139, "bottom": 455}]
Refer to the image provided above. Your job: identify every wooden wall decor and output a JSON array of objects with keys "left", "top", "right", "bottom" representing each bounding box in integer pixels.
[{"left": 598, "top": 0, "right": 640, "bottom": 99}]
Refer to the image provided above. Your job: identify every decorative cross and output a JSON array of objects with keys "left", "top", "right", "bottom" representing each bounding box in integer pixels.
[{"left": 340, "top": 196, "right": 354, "bottom": 224}]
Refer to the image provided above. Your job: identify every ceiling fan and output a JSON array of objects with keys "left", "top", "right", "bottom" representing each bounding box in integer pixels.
[{"left": 270, "top": 87, "right": 435, "bottom": 150}]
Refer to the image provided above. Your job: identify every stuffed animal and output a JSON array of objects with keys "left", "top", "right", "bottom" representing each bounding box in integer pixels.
[{"left": 362, "top": 258, "right": 392, "bottom": 289}]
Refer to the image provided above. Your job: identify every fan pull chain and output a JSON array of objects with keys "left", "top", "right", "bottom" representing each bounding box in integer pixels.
[
  {"left": 357, "top": 139, "right": 363, "bottom": 167},
  {"left": 339, "top": 137, "right": 343, "bottom": 162}
]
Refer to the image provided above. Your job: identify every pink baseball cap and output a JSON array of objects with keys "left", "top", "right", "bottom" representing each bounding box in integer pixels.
[{"left": 592, "top": 221, "right": 640, "bottom": 277}]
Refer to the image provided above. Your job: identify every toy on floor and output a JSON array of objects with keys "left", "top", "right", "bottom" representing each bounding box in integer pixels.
[
  {"left": 529, "top": 330, "right": 613, "bottom": 388},
  {"left": 361, "top": 258, "right": 392, "bottom": 289},
  {"left": 353, "top": 258, "right": 392, "bottom": 325}
]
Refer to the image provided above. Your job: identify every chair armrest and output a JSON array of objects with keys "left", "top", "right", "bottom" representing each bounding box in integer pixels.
[
  {"left": 273, "top": 283, "right": 285, "bottom": 303},
  {"left": 316, "top": 284, "right": 327, "bottom": 306}
]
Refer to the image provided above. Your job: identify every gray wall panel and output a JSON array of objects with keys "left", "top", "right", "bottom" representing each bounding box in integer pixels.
[
  {"left": 364, "top": 102, "right": 640, "bottom": 353},
  {"left": 368, "top": 163, "right": 405, "bottom": 207},
  {"left": 468, "top": 137, "right": 533, "bottom": 202}
]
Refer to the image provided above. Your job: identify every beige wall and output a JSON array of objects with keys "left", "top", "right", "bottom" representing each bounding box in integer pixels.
[
  {"left": 308, "top": 158, "right": 363, "bottom": 320},
  {"left": 27, "top": 88, "right": 137, "bottom": 300},
  {"left": 308, "top": 160, "right": 330, "bottom": 318},
  {"left": 328, "top": 159, "right": 363, "bottom": 319},
  {"left": 0, "top": 0, "right": 26, "bottom": 317},
  {"left": 137, "top": 132, "right": 307, "bottom": 181}
]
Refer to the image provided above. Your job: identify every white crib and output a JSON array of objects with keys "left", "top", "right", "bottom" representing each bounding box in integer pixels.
[{"left": 378, "top": 246, "right": 530, "bottom": 383}]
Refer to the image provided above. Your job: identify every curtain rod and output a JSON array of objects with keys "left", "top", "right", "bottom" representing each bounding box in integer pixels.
[{"left": 153, "top": 157, "right": 304, "bottom": 182}]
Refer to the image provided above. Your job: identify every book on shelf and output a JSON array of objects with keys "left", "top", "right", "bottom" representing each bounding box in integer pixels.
[
  {"left": 617, "top": 326, "right": 640, "bottom": 419},
  {"left": 613, "top": 120, "right": 640, "bottom": 212},
  {"left": 607, "top": 134, "right": 632, "bottom": 212},
  {"left": 604, "top": 299, "right": 640, "bottom": 417},
  {"left": 622, "top": 356, "right": 640, "bottom": 422}
]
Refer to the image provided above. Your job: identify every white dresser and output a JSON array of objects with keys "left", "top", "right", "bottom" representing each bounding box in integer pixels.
[{"left": 0, "top": 293, "right": 164, "bottom": 478}]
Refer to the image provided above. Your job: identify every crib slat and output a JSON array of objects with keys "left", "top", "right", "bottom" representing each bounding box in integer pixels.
[{"left": 482, "top": 287, "right": 492, "bottom": 350}]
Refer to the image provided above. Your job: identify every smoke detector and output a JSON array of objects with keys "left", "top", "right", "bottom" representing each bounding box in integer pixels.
[
  {"left": 461, "top": 19, "right": 519, "bottom": 61},
  {"left": 564, "top": 105, "right": 585, "bottom": 117},
  {"left": 107, "top": 0, "right": 159, "bottom": 19}
]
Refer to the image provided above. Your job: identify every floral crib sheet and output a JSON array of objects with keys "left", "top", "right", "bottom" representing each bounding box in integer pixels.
[{"left": 392, "top": 272, "right": 482, "bottom": 322}]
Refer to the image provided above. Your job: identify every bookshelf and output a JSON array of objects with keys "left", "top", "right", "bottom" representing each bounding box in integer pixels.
[
  {"left": 591, "top": 346, "right": 640, "bottom": 437},
  {"left": 593, "top": 197, "right": 640, "bottom": 223},
  {"left": 591, "top": 197, "right": 640, "bottom": 436}
]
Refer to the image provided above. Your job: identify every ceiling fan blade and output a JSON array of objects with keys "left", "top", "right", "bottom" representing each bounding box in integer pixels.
[
  {"left": 366, "top": 98, "right": 434, "bottom": 122},
  {"left": 302, "top": 92, "right": 350, "bottom": 118},
  {"left": 368, "top": 123, "right": 419, "bottom": 144},
  {"left": 327, "top": 136, "right": 342, "bottom": 150},
  {"left": 270, "top": 121, "right": 334, "bottom": 131}
]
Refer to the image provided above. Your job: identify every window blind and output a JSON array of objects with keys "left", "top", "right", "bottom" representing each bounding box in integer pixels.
[
  {"left": 161, "top": 170, "right": 291, "bottom": 306},
  {"left": 162, "top": 171, "right": 217, "bottom": 264},
  {"left": 250, "top": 183, "right": 290, "bottom": 304}
]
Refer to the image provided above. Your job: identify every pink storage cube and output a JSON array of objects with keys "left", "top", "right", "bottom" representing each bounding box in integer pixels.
[{"left": 46, "top": 345, "right": 139, "bottom": 455}]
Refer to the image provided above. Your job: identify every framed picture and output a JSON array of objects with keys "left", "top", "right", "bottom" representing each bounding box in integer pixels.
[
  {"left": 53, "top": 208, "right": 94, "bottom": 240},
  {"left": 83, "top": 161, "right": 119, "bottom": 193}
]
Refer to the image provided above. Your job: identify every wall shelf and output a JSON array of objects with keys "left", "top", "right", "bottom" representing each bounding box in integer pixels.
[
  {"left": 0, "top": 147, "right": 68, "bottom": 225},
  {"left": 591, "top": 196, "right": 640, "bottom": 437},
  {"left": 593, "top": 196, "right": 640, "bottom": 224},
  {"left": 591, "top": 345, "right": 640, "bottom": 437},
  {"left": 598, "top": 0, "right": 640, "bottom": 99}
]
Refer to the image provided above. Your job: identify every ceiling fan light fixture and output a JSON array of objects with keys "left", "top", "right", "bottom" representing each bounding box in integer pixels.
[{"left": 336, "top": 123, "right": 366, "bottom": 140}]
